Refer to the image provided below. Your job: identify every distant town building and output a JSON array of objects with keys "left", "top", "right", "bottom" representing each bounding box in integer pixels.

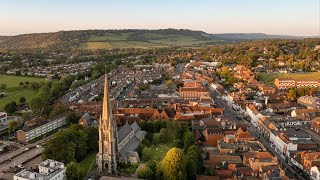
[
  {"left": 13, "top": 159, "right": 65, "bottom": 180},
  {"left": 298, "top": 96, "right": 320, "bottom": 109},
  {"left": 275, "top": 77, "right": 320, "bottom": 89}
]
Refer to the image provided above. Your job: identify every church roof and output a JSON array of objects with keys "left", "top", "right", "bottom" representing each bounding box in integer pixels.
[
  {"left": 130, "top": 122, "right": 140, "bottom": 132},
  {"left": 81, "top": 112, "right": 91, "bottom": 121},
  {"left": 118, "top": 124, "right": 133, "bottom": 143},
  {"left": 119, "top": 136, "right": 140, "bottom": 158}
]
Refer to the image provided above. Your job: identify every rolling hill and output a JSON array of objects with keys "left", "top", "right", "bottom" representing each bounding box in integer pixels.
[{"left": 0, "top": 29, "right": 316, "bottom": 50}]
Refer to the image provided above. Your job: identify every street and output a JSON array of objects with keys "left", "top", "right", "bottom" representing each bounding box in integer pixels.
[{"left": 208, "top": 86, "right": 300, "bottom": 180}]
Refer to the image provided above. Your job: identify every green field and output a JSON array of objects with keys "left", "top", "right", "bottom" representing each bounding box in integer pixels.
[
  {"left": 258, "top": 71, "right": 320, "bottom": 84},
  {"left": 148, "top": 144, "right": 170, "bottom": 162},
  {"left": 78, "top": 152, "right": 96, "bottom": 176},
  {"left": 0, "top": 74, "right": 46, "bottom": 111},
  {"left": 79, "top": 32, "right": 214, "bottom": 50}
]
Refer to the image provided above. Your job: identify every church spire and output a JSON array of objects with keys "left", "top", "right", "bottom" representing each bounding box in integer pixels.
[
  {"left": 102, "top": 73, "right": 110, "bottom": 124},
  {"left": 97, "top": 71, "right": 118, "bottom": 174}
]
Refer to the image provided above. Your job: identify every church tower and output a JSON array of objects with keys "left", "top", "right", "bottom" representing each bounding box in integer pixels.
[{"left": 96, "top": 74, "right": 118, "bottom": 173}]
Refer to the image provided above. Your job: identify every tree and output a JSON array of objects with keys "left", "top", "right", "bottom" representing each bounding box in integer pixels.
[
  {"left": 42, "top": 136, "right": 76, "bottom": 164},
  {"left": 288, "top": 89, "right": 297, "bottom": 99},
  {"left": 183, "top": 132, "right": 195, "bottom": 152},
  {"left": 0, "top": 83, "right": 6, "bottom": 90},
  {"left": 4, "top": 101, "right": 17, "bottom": 114},
  {"left": 142, "top": 147, "right": 152, "bottom": 161},
  {"left": 186, "top": 145, "right": 202, "bottom": 179},
  {"left": 19, "top": 82, "right": 24, "bottom": 86},
  {"left": 50, "top": 81, "right": 61, "bottom": 99},
  {"left": 86, "top": 127, "right": 98, "bottom": 151},
  {"left": 172, "top": 139, "right": 183, "bottom": 148},
  {"left": 165, "top": 79, "right": 173, "bottom": 88},
  {"left": 66, "top": 112, "right": 80, "bottom": 124},
  {"left": 30, "top": 96, "right": 44, "bottom": 115},
  {"left": 8, "top": 120, "right": 18, "bottom": 132},
  {"left": 29, "top": 82, "right": 41, "bottom": 90},
  {"left": 49, "top": 103, "right": 69, "bottom": 118},
  {"left": 152, "top": 133, "right": 160, "bottom": 145},
  {"left": 137, "top": 166, "right": 153, "bottom": 179},
  {"left": 159, "top": 128, "right": 173, "bottom": 143},
  {"left": 19, "top": 96, "right": 26, "bottom": 103},
  {"left": 162, "top": 148, "right": 186, "bottom": 180},
  {"left": 66, "top": 161, "right": 82, "bottom": 180}
]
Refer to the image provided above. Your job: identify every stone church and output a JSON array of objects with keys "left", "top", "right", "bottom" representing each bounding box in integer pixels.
[{"left": 96, "top": 74, "right": 145, "bottom": 173}]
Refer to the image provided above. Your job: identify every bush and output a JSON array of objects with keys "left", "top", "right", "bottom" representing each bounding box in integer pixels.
[
  {"left": 142, "top": 147, "right": 152, "bottom": 161},
  {"left": 172, "top": 139, "right": 183, "bottom": 148},
  {"left": 138, "top": 166, "right": 153, "bottom": 179},
  {"left": 152, "top": 133, "right": 160, "bottom": 145}
]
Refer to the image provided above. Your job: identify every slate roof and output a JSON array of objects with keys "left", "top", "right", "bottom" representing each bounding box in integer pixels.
[
  {"left": 118, "top": 124, "right": 132, "bottom": 143},
  {"left": 119, "top": 136, "right": 140, "bottom": 158},
  {"left": 130, "top": 122, "right": 139, "bottom": 132}
]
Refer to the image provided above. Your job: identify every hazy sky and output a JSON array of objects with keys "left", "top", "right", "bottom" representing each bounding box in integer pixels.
[{"left": 0, "top": 0, "right": 319, "bottom": 36}]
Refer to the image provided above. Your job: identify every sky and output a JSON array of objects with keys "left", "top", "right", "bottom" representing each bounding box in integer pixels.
[{"left": 0, "top": 0, "right": 319, "bottom": 36}]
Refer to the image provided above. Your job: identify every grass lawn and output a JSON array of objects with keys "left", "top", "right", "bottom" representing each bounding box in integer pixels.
[
  {"left": 0, "top": 74, "right": 46, "bottom": 111},
  {"left": 258, "top": 71, "right": 320, "bottom": 84},
  {"left": 78, "top": 152, "right": 96, "bottom": 176},
  {"left": 148, "top": 144, "right": 170, "bottom": 162}
]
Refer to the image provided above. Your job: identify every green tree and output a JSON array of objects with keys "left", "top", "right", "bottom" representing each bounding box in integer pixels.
[
  {"left": 50, "top": 81, "right": 61, "bottom": 99},
  {"left": 30, "top": 96, "right": 44, "bottom": 115},
  {"left": 183, "top": 132, "right": 195, "bottom": 151},
  {"left": 4, "top": 101, "right": 17, "bottom": 114},
  {"left": 29, "top": 82, "right": 41, "bottom": 90},
  {"left": 152, "top": 133, "right": 160, "bottom": 145},
  {"left": 172, "top": 139, "right": 183, "bottom": 148},
  {"left": 159, "top": 128, "right": 173, "bottom": 143},
  {"left": 8, "top": 120, "right": 18, "bottom": 132},
  {"left": 162, "top": 148, "right": 186, "bottom": 180},
  {"left": 19, "top": 96, "right": 26, "bottom": 103},
  {"left": 86, "top": 127, "right": 99, "bottom": 151},
  {"left": 66, "top": 161, "right": 83, "bottom": 180},
  {"left": 49, "top": 103, "right": 69, "bottom": 118},
  {"left": 142, "top": 147, "right": 152, "bottom": 161},
  {"left": 137, "top": 166, "right": 154, "bottom": 179},
  {"left": 288, "top": 89, "right": 296, "bottom": 99},
  {"left": 66, "top": 112, "right": 80, "bottom": 124},
  {"left": 165, "top": 79, "right": 173, "bottom": 88},
  {"left": 42, "top": 137, "right": 76, "bottom": 164}
]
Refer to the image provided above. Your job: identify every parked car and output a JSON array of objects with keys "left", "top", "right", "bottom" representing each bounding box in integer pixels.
[{"left": 17, "top": 164, "right": 25, "bottom": 169}]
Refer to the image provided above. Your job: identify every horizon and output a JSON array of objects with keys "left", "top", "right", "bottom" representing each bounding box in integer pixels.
[
  {"left": 1, "top": 28, "right": 320, "bottom": 37},
  {"left": 0, "top": 0, "right": 319, "bottom": 36}
]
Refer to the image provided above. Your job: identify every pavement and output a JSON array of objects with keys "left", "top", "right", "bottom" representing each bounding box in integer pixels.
[
  {"left": 0, "top": 132, "right": 55, "bottom": 180},
  {"left": 208, "top": 86, "right": 300, "bottom": 180}
]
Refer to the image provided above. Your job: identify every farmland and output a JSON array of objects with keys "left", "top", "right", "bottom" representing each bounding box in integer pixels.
[
  {"left": 0, "top": 74, "right": 46, "bottom": 111},
  {"left": 78, "top": 32, "right": 215, "bottom": 49}
]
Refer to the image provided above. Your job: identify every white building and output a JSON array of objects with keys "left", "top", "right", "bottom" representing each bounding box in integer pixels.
[
  {"left": 17, "top": 116, "right": 67, "bottom": 143},
  {"left": 246, "top": 105, "right": 264, "bottom": 127},
  {"left": 0, "top": 112, "right": 7, "bottom": 123},
  {"left": 13, "top": 159, "right": 65, "bottom": 180},
  {"left": 311, "top": 166, "right": 320, "bottom": 180}
]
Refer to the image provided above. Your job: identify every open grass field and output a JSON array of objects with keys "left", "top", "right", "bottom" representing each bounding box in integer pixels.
[
  {"left": 0, "top": 74, "right": 46, "bottom": 111},
  {"left": 78, "top": 32, "right": 214, "bottom": 50},
  {"left": 258, "top": 71, "right": 320, "bottom": 84},
  {"left": 78, "top": 152, "right": 96, "bottom": 176},
  {"left": 148, "top": 143, "right": 170, "bottom": 162}
]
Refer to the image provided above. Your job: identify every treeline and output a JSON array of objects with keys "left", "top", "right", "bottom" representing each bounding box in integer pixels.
[
  {"left": 137, "top": 120, "right": 210, "bottom": 180},
  {"left": 42, "top": 124, "right": 98, "bottom": 180}
]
